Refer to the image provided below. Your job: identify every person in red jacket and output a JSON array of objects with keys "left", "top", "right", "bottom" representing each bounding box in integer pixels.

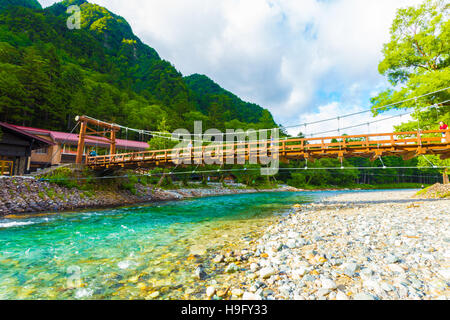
[{"left": 440, "top": 121, "right": 449, "bottom": 143}]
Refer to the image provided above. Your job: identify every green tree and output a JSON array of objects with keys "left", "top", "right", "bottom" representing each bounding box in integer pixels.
[
  {"left": 147, "top": 117, "right": 177, "bottom": 150},
  {"left": 372, "top": 0, "right": 450, "bottom": 182},
  {"left": 372, "top": 0, "right": 449, "bottom": 122}
]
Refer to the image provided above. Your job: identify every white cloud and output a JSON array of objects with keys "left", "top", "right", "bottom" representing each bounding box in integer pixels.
[{"left": 38, "top": 0, "right": 423, "bottom": 133}]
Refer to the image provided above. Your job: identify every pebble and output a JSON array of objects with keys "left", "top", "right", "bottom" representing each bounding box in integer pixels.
[
  {"left": 213, "top": 255, "right": 225, "bottom": 263},
  {"left": 194, "top": 266, "right": 207, "bottom": 280},
  {"left": 388, "top": 264, "right": 405, "bottom": 274},
  {"left": 242, "top": 292, "right": 262, "bottom": 300},
  {"left": 353, "top": 293, "right": 376, "bottom": 300},
  {"left": 320, "top": 278, "right": 337, "bottom": 290},
  {"left": 231, "top": 289, "right": 244, "bottom": 297},
  {"left": 206, "top": 286, "right": 216, "bottom": 298},
  {"left": 341, "top": 263, "right": 359, "bottom": 277},
  {"left": 225, "top": 263, "right": 239, "bottom": 273},
  {"left": 336, "top": 291, "right": 348, "bottom": 300},
  {"left": 259, "top": 267, "right": 276, "bottom": 279},
  {"left": 148, "top": 291, "right": 160, "bottom": 299},
  {"left": 250, "top": 263, "right": 260, "bottom": 272}
]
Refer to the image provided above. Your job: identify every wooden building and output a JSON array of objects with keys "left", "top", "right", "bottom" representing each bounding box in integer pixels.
[
  {"left": 9, "top": 124, "right": 149, "bottom": 172},
  {"left": 0, "top": 122, "right": 54, "bottom": 176}
]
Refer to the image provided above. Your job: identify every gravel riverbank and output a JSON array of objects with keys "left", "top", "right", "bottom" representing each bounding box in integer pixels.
[{"left": 203, "top": 190, "right": 449, "bottom": 300}]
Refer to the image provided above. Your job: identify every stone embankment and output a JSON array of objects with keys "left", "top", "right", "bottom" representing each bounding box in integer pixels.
[
  {"left": 202, "top": 190, "right": 449, "bottom": 300},
  {"left": 0, "top": 177, "right": 297, "bottom": 216}
]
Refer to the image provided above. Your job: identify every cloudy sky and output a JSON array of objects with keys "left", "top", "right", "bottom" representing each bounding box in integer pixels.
[{"left": 40, "top": 0, "right": 422, "bottom": 136}]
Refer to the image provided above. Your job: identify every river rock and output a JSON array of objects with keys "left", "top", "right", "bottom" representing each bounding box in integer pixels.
[
  {"left": 206, "top": 286, "right": 216, "bottom": 298},
  {"left": 321, "top": 278, "right": 337, "bottom": 290},
  {"left": 341, "top": 263, "right": 359, "bottom": 277},
  {"left": 225, "top": 263, "right": 239, "bottom": 273},
  {"left": 231, "top": 288, "right": 244, "bottom": 297},
  {"left": 336, "top": 291, "right": 348, "bottom": 300},
  {"left": 353, "top": 292, "right": 376, "bottom": 300},
  {"left": 242, "top": 292, "right": 262, "bottom": 300},
  {"left": 250, "top": 263, "right": 260, "bottom": 272},
  {"left": 194, "top": 266, "right": 207, "bottom": 280},
  {"left": 260, "top": 267, "right": 276, "bottom": 279},
  {"left": 213, "top": 255, "right": 224, "bottom": 263}
]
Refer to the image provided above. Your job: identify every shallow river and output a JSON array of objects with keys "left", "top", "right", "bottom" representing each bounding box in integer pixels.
[{"left": 0, "top": 191, "right": 340, "bottom": 299}]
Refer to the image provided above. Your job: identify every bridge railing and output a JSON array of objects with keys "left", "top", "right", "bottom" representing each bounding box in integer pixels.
[{"left": 86, "top": 129, "right": 450, "bottom": 167}]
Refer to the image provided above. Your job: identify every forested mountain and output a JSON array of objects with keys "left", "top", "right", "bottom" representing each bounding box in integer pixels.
[
  {"left": 0, "top": 0, "right": 276, "bottom": 135},
  {"left": 0, "top": 0, "right": 40, "bottom": 11},
  {"left": 184, "top": 74, "right": 276, "bottom": 131}
]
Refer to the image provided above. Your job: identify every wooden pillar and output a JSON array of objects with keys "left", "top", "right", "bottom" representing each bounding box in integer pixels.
[
  {"left": 110, "top": 130, "right": 116, "bottom": 155},
  {"left": 76, "top": 121, "right": 87, "bottom": 164},
  {"left": 444, "top": 168, "right": 449, "bottom": 185}
]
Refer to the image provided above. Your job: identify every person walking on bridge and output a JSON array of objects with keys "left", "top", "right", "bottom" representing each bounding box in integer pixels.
[{"left": 440, "top": 121, "right": 449, "bottom": 143}]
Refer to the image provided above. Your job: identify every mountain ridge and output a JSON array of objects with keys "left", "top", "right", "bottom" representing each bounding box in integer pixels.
[{"left": 0, "top": 0, "right": 276, "bottom": 135}]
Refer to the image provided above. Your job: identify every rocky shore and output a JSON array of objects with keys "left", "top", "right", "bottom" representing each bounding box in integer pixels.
[
  {"left": 0, "top": 177, "right": 297, "bottom": 216},
  {"left": 200, "top": 190, "right": 449, "bottom": 300}
]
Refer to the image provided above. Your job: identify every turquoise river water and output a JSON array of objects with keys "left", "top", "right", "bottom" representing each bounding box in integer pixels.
[{"left": 0, "top": 191, "right": 339, "bottom": 300}]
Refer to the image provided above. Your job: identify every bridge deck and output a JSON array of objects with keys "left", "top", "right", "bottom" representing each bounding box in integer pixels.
[{"left": 86, "top": 130, "right": 450, "bottom": 170}]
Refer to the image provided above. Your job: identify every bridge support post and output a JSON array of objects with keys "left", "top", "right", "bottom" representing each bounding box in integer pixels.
[
  {"left": 76, "top": 120, "right": 87, "bottom": 164},
  {"left": 110, "top": 130, "right": 116, "bottom": 155}
]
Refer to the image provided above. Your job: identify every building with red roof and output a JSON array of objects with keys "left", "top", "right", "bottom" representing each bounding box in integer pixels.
[
  {"left": 7, "top": 124, "right": 149, "bottom": 172},
  {"left": 0, "top": 122, "right": 54, "bottom": 175}
]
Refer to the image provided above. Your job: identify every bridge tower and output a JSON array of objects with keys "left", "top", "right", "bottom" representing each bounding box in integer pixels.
[{"left": 75, "top": 116, "right": 121, "bottom": 164}]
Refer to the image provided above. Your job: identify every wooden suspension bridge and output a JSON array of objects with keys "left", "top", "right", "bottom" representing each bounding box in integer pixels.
[{"left": 74, "top": 116, "right": 450, "bottom": 171}]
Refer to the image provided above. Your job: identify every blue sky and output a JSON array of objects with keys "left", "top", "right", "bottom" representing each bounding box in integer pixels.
[{"left": 39, "top": 0, "right": 423, "bottom": 135}]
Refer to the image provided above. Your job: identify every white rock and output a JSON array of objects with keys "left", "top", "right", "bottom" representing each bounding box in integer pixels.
[
  {"left": 213, "top": 255, "right": 224, "bottom": 263},
  {"left": 292, "top": 267, "right": 307, "bottom": 279},
  {"left": 260, "top": 267, "right": 277, "bottom": 279},
  {"left": 341, "top": 263, "right": 359, "bottom": 277},
  {"left": 225, "top": 263, "right": 239, "bottom": 273},
  {"left": 287, "top": 231, "right": 300, "bottom": 239},
  {"left": 231, "top": 289, "right": 244, "bottom": 297},
  {"left": 206, "top": 286, "right": 216, "bottom": 298},
  {"left": 317, "top": 288, "right": 330, "bottom": 297},
  {"left": 242, "top": 292, "right": 262, "bottom": 300},
  {"left": 364, "top": 279, "right": 380, "bottom": 290},
  {"left": 250, "top": 263, "right": 260, "bottom": 272},
  {"left": 388, "top": 264, "right": 405, "bottom": 274},
  {"left": 321, "top": 278, "right": 337, "bottom": 290},
  {"left": 75, "top": 288, "right": 93, "bottom": 299},
  {"left": 353, "top": 293, "right": 376, "bottom": 300},
  {"left": 437, "top": 269, "right": 450, "bottom": 280},
  {"left": 336, "top": 291, "right": 348, "bottom": 300},
  {"left": 286, "top": 239, "right": 298, "bottom": 249}
]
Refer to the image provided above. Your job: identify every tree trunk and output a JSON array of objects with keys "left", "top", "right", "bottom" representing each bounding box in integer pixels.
[
  {"left": 153, "top": 172, "right": 167, "bottom": 193},
  {"left": 443, "top": 168, "right": 449, "bottom": 185}
]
